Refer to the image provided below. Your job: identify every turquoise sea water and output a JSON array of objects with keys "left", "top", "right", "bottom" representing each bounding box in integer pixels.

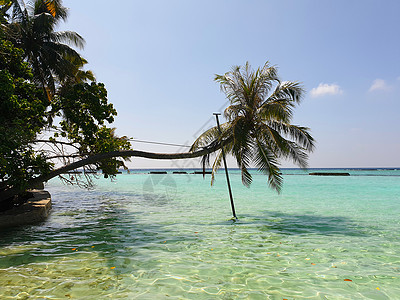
[{"left": 0, "top": 168, "right": 399, "bottom": 299}]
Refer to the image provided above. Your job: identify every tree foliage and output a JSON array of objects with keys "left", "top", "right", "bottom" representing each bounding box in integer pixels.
[
  {"left": 0, "top": 1, "right": 131, "bottom": 205},
  {"left": 2, "top": 0, "right": 85, "bottom": 98},
  {"left": 0, "top": 38, "right": 51, "bottom": 191}
]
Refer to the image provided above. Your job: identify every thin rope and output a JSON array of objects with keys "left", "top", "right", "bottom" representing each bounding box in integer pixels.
[{"left": 129, "top": 139, "right": 191, "bottom": 148}]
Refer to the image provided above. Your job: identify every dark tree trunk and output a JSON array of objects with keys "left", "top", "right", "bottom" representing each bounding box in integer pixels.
[{"left": 0, "top": 145, "right": 221, "bottom": 204}]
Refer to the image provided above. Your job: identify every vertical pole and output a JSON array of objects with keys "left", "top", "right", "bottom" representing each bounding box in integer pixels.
[{"left": 213, "top": 113, "right": 237, "bottom": 220}]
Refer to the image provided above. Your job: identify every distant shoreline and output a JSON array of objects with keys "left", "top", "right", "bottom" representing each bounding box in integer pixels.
[
  {"left": 124, "top": 167, "right": 400, "bottom": 171},
  {"left": 64, "top": 167, "right": 400, "bottom": 173}
]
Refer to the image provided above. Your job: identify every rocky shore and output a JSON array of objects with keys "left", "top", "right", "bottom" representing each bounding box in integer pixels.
[{"left": 0, "top": 190, "right": 52, "bottom": 229}]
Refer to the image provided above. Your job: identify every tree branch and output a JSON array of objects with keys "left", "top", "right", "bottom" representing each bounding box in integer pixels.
[
  {"left": 0, "top": 142, "right": 224, "bottom": 202},
  {"left": 33, "top": 139, "right": 80, "bottom": 149},
  {"left": 46, "top": 154, "right": 82, "bottom": 159}
]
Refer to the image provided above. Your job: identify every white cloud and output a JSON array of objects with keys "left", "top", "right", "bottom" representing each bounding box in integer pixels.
[
  {"left": 310, "top": 83, "right": 343, "bottom": 98},
  {"left": 369, "top": 79, "right": 391, "bottom": 92}
]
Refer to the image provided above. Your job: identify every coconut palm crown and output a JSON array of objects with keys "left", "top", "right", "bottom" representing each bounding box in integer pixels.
[
  {"left": 3, "top": 0, "right": 86, "bottom": 98},
  {"left": 191, "top": 62, "right": 315, "bottom": 193}
]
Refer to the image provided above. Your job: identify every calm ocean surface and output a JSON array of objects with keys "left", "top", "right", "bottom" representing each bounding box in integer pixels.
[{"left": 0, "top": 168, "right": 399, "bottom": 299}]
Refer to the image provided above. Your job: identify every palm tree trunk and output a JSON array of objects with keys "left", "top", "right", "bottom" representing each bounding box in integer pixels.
[{"left": 0, "top": 145, "right": 221, "bottom": 203}]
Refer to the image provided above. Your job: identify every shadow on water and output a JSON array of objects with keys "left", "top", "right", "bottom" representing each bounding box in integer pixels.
[
  {"left": 233, "top": 211, "right": 369, "bottom": 237},
  {"left": 0, "top": 191, "right": 181, "bottom": 271},
  {"left": 0, "top": 189, "right": 370, "bottom": 272},
  {"left": 204, "top": 211, "right": 369, "bottom": 237}
]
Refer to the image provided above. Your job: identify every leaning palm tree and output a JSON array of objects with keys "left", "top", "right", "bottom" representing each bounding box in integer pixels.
[
  {"left": 0, "top": 61, "right": 314, "bottom": 209},
  {"left": 191, "top": 62, "right": 315, "bottom": 193},
  {"left": 3, "top": 0, "right": 85, "bottom": 99}
]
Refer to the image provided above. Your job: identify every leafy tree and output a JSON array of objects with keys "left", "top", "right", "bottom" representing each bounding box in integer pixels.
[
  {"left": 0, "top": 34, "right": 133, "bottom": 205},
  {"left": 0, "top": 0, "right": 131, "bottom": 203},
  {"left": 47, "top": 80, "right": 132, "bottom": 179},
  {"left": 0, "top": 1, "right": 133, "bottom": 207},
  {"left": 191, "top": 62, "right": 315, "bottom": 193},
  {"left": 0, "top": 37, "right": 50, "bottom": 192}
]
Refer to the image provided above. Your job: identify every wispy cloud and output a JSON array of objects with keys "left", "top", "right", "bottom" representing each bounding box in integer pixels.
[
  {"left": 369, "top": 79, "right": 391, "bottom": 92},
  {"left": 310, "top": 83, "right": 343, "bottom": 98}
]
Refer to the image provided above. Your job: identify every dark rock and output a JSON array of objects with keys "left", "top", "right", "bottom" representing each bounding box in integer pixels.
[{"left": 0, "top": 190, "right": 52, "bottom": 228}]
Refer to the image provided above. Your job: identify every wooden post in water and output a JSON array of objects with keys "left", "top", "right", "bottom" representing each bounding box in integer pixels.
[{"left": 213, "top": 113, "right": 237, "bottom": 220}]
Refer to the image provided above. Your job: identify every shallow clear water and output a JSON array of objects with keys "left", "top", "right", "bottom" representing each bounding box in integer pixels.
[{"left": 1, "top": 169, "right": 399, "bottom": 299}]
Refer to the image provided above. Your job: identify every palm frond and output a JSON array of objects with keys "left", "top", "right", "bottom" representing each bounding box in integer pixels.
[
  {"left": 32, "top": 11, "right": 55, "bottom": 32},
  {"left": 33, "top": 0, "right": 68, "bottom": 21},
  {"left": 50, "top": 31, "right": 85, "bottom": 49},
  {"left": 224, "top": 104, "right": 243, "bottom": 121},
  {"left": 75, "top": 69, "right": 95, "bottom": 82},
  {"left": 257, "top": 81, "right": 304, "bottom": 123},
  {"left": 268, "top": 81, "right": 304, "bottom": 105},
  {"left": 190, "top": 125, "right": 220, "bottom": 152},
  {"left": 47, "top": 40, "right": 82, "bottom": 59},
  {"left": 210, "top": 149, "right": 224, "bottom": 185},
  {"left": 190, "top": 122, "right": 232, "bottom": 152},
  {"left": 258, "top": 98, "right": 294, "bottom": 123},
  {"left": 230, "top": 116, "right": 254, "bottom": 187},
  {"left": 257, "top": 122, "right": 289, "bottom": 155},
  {"left": 254, "top": 139, "right": 283, "bottom": 193},
  {"left": 258, "top": 122, "right": 312, "bottom": 168},
  {"left": 38, "top": 43, "right": 78, "bottom": 85},
  {"left": 284, "top": 141, "right": 309, "bottom": 169},
  {"left": 239, "top": 162, "right": 252, "bottom": 187},
  {"left": 9, "top": 0, "right": 27, "bottom": 23},
  {"left": 268, "top": 121, "right": 315, "bottom": 152},
  {"left": 200, "top": 153, "right": 210, "bottom": 179},
  {"left": 3, "top": 0, "right": 87, "bottom": 96},
  {"left": 215, "top": 73, "right": 242, "bottom": 106},
  {"left": 254, "top": 62, "right": 279, "bottom": 101}
]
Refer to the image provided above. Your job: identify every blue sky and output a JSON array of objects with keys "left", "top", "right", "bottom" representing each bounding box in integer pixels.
[{"left": 60, "top": 0, "right": 400, "bottom": 168}]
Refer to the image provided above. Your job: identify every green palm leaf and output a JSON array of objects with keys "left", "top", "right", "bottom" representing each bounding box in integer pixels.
[
  {"left": 254, "top": 139, "right": 283, "bottom": 193},
  {"left": 210, "top": 149, "right": 224, "bottom": 185}
]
